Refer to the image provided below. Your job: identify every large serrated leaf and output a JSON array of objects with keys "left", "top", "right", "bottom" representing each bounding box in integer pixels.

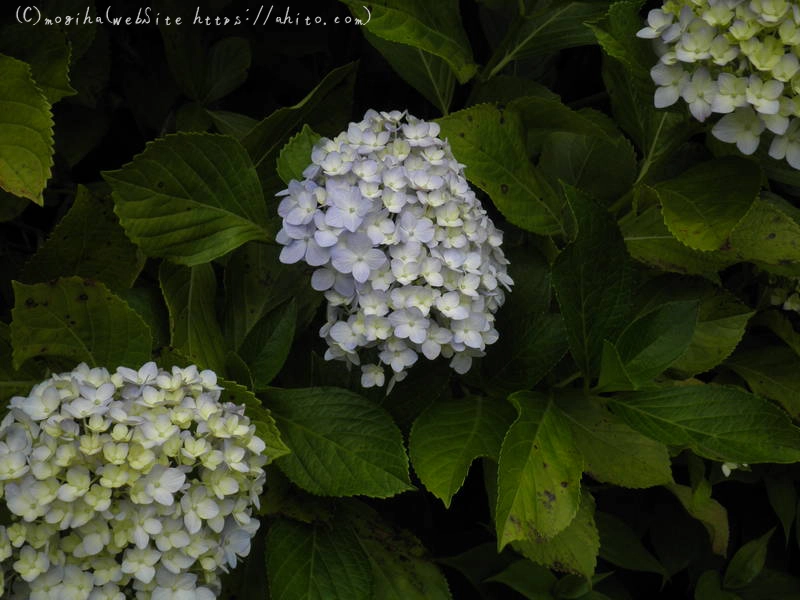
[
  {"left": 340, "top": 0, "right": 476, "bottom": 83},
  {"left": 726, "top": 346, "right": 800, "bottom": 421},
  {"left": 159, "top": 262, "right": 226, "bottom": 374},
  {"left": 344, "top": 500, "right": 453, "bottom": 599},
  {"left": 556, "top": 394, "right": 673, "bottom": 488},
  {"left": 277, "top": 125, "right": 320, "bottom": 185},
  {"left": 609, "top": 385, "right": 800, "bottom": 463},
  {"left": 654, "top": 157, "right": 761, "bottom": 252},
  {"left": 0, "top": 25, "right": 75, "bottom": 104},
  {"left": 267, "top": 518, "right": 373, "bottom": 600},
  {"left": 496, "top": 391, "right": 584, "bottom": 549},
  {"left": 599, "top": 300, "right": 699, "bottom": 390},
  {"left": 10, "top": 277, "right": 152, "bottom": 370},
  {"left": 264, "top": 387, "right": 413, "bottom": 498},
  {"left": 0, "top": 54, "right": 54, "bottom": 205},
  {"left": 727, "top": 195, "right": 800, "bottom": 274},
  {"left": 20, "top": 185, "right": 144, "bottom": 291},
  {"left": 0, "top": 322, "right": 45, "bottom": 402},
  {"left": 362, "top": 30, "right": 455, "bottom": 115},
  {"left": 485, "top": 2, "right": 610, "bottom": 79},
  {"left": 666, "top": 481, "right": 729, "bottom": 556},
  {"left": 620, "top": 202, "right": 733, "bottom": 281},
  {"left": 409, "top": 396, "right": 515, "bottom": 507},
  {"left": 437, "top": 104, "right": 571, "bottom": 237},
  {"left": 240, "top": 299, "right": 297, "bottom": 389},
  {"left": 596, "top": 511, "right": 667, "bottom": 576},
  {"left": 242, "top": 62, "right": 356, "bottom": 185},
  {"left": 632, "top": 275, "right": 753, "bottom": 377},
  {"left": 513, "top": 490, "right": 599, "bottom": 579},
  {"left": 552, "top": 188, "right": 633, "bottom": 378},
  {"left": 104, "top": 133, "right": 269, "bottom": 265}
]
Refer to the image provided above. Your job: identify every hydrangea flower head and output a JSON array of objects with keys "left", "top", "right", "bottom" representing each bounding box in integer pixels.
[
  {"left": 0, "top": 363, "right": 268, "bottom": 599},
  {"left": 639, "top": 0, "right": 800, "bottom": 168},
  {"left": 276, "top": 110, "right": 513, "bottom": 387}
]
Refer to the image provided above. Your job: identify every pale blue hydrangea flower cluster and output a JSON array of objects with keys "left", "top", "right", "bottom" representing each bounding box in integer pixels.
[
  {"left": 276, "top": 109, "right": 513, "bottom": 388},
  {"left": 0, "top": 363, "right": 267, "bottom": 599},
  {"left": 638, "top": 0, "right": 800, "bottom": 168}
]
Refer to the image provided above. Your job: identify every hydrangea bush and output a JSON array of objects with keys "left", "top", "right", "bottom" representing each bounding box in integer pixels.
[
  {"left": 5, "top": 0, "right": 800, "bottom": 598},
  {"left": 276, "top": 109, "right": 513, "bottom": 388},
  {"left": 639, "top": 0, "right": 800, "bottom": 166},
  {"left": 0, "top": 363, "right": 266, "bottom": 599}
]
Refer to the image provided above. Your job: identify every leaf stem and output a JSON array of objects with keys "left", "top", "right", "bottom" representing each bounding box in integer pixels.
[{"left": 553, "top": 371, "right": 582, "bottom": 388}]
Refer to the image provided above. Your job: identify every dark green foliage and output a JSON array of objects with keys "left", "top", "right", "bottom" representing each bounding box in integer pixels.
[{"left": 3, "top": 1, "right": 800, "bottom": 598}]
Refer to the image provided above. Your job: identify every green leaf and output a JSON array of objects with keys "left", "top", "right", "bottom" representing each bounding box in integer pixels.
[
  {"left": 159, "top": 262, "right": 226, "bottom": 374},
  {"left": 0, "top": 25, "right": 76, "bottom": 104},
  {"left": 654, "top": 158, "right": 761, "bottom": 252},
  {"left": 0, "top": 322, "right": 44, "bottom": 402},
  {"left": 264, "top": 387, "right": 413, "bottom": 497},
  {"left": 203, "top": 37, "right": 250, "bottom": 103},
  {"left": 0, "top": 54, "right": 54, "bottom": 205},
  {"left": 207, "top": 110, "right": 258, "bottom": 139},
  {"left": 556, "top": 394, "right": 673, "bottom": 488},
  {"left": 409, "top": 396, "right": 515, "bottom": 507},
  {"left": 764, "top": 475, "right": 796, "bottom": 544},
  {"left": 20, "top": 185, "right": 144, "bottom": 291},
  {"left": 724, "top": 529, "right": 774, "bottom": 589},
  {"left": 737, "top": 569, "right": 800, "bottom": 600},
  {"left": 277, "top": 125, "right": 321, "bottom": 185},
  {"left": 632, "top": 275, "right": 753, "bottom": 377},
  {"left": 596, "top": 511, "right": 666, "bottom": 577},
  {"left": 340, "top": 0, "right": 476, "bottom": 83},
  {"left": 602, "top": 59, "right": 697, "bottom": 182},
  {"left": 485, "top": 2, "right": 610, "bottom": 79},
  {"left": 609, "top": 385, "right": 800, "bottom": 463},
  {"left": 266, "top": 518, "right": 372, "bottom": 600},
  {"left": 479, "top": 247, "right": 566, "bottom": 395},
  {"left": 726, "top": 346, "right": 800, "bottom": 420},
  {"left": 468, "top": 75, "right": 560, "bottom": 106},
  {"left": 753, "top": 310, "right": 800, "bottom": 359},
  {"left": 695, "top": 571, "right": 741, "bottom": 600},
  {"left": 485, "top": 559, "right": 556, "bottom": 600},
  {"left": 496, "top": 391, "right": 584, "bottom": 549},
  {"left": 437, "top": 103, "right": 572, "bottom": 236},
  {"left": 222, "top": 243, "right": 316, "bottom": 351},
  {"left": 667, "top": 481, "right": 729, "bottom": 556},
  {"left": 587, "top": 0, "right": 652, "bottom": 78},
  {"left": 10, "top": 277, "right": 152, "bottom": 370},
  {"left": 727, "top": 195, "right": 800, "bottom": 273},
  {"left": 242, "top": 62, "right": 356, "bottom": 184},
  {"left": 105, "top": 133, "right": 269, "bottom": 265},
  {"left": 600, "top": 300, "right": 698, "bottom": 390},
  {"left": 552, "top": 189, "right": 633, "bottom": 378},
  {"left": 670, "top": 293, "right": 754, "bottom": 378},
  {"left": 240, "top": 300, "right": 297, "bottom": 389},
  {"left": 513, "top": 490, "right": 599, "bottom": 579},
  {"left": 217, "top": 379, "right": 290, "bottom": 462},
  {"left": 507, "top": 95, "right": 613, "bottom": 145},
  {"left": 362, "top": 30, "right": 455, "bottom": 115},
  {"left": 345, "top": 501, "right": 453, "bottom": 599},
  {"left": 620, "top": 203, "right": 733, "bottom": 280},
  {"left": 539, "top": 131, "right": 637, "bottom": 206}
]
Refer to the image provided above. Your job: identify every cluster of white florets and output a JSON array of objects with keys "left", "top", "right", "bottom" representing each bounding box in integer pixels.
[
  {"left": 639, "top": 0, "right": 800, "bottom": 168},
  {"left": 276, "top": 109, "right": 513, "bottom": 388},
  {"left": 0, "top": 363, "right": 267, "bottom": 599}
]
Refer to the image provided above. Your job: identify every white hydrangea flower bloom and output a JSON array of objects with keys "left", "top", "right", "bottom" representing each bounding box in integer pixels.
[
  {"left": 276, "top": 110, "right": 513, "bottom": 387},
  {"left": 640, "top": 0, "right": 800, "bottom": 169},
  {"left": 0, "top": 363, "right": 269, "bottom": 599}
]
